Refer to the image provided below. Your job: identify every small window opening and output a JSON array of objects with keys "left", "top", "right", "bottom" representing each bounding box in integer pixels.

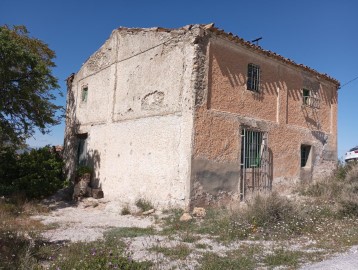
[
  {"left": 81, "top": 86, "right": 88, "bottom": 103},
  {"left": 247, "top": 63, "right": 260, "bottom": 92},
  {"left": 301, "top": 144, "right": 311, "bottom": 167},
  {"left": 77, "top": 133, "right": 88, "bottom": 166},
  {"left": 302, "top": 88, "right": 310, "bottom": 105}
]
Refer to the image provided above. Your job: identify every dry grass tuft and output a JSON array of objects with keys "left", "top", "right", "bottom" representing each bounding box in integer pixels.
[{"left": 299, "top": 161, "right": 358, "bottom": 217}]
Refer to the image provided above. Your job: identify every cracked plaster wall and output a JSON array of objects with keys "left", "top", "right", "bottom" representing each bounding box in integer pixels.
[
  {"left": 65, "top": 25, "right": 338, "bottom": 209},
  {"left": 66, "top": 27, "right": 202, "bottom": 208}
]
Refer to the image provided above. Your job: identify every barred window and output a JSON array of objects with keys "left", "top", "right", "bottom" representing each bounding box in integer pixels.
[
  {"left": 301, "top": 144, "right": 311, "bottom": 167},
  {"left": 247, "top": 63, "right": 260, "bottom": 92}
]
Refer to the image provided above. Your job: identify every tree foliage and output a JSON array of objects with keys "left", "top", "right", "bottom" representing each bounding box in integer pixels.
[
  {"left": 0, "top": 146, "right": 64, "bottom": 199},
  {"left": 0, "top": 25, "right": 62, "bottom": 146}
]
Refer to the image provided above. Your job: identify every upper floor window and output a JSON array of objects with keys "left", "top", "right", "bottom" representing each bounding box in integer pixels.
[
  {"left": 81, "top": 86, "right": 88, "bottom": 103},
  {"left": 247, "top": 63, "right": 260, "bottom": 92},
  {"left": 302, "top": 88, "right": 320, "bottom": 108},
  {"left": 302, "top": 88, "right": 310, "bottom": 105}
]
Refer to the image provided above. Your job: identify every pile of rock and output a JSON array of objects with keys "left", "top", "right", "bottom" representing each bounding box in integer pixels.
[
  {"left": 180, "top": 207, "right": 206, "bottom": 221},
  {"left": 73, "top": 172, "right": 103, "bottom": 201}
]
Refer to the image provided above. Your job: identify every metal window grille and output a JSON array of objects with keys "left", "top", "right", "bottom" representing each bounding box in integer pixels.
[
  {"left": 301, "top": 145, "right": 311, "bottom": 167},
  {"left": 240, "top": 129, "right": 269, "bottom": 199},
  {"left": 302, "top": 88, "right": 320, "bottom": 109},
  {"left": 247, "top": 63, "right": 260, "bottom": 92}
]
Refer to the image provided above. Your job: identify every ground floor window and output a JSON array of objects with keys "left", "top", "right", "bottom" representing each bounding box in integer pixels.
[
  {"left": 241, "top": 129, "right": 264, "bottom": 168},
  {"left": 301, "top": 144, "right": 312, "bottom": 167},
  {"left": 77, "top": 133, "right": 88, "bottom": 166}
]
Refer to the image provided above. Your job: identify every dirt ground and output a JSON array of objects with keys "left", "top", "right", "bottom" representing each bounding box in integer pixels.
[
  {"left": 32, "top": 198, "right": 155, "bottom": 242},
  {"left": 32, "top": 197, "right": 358, "bottom": 269}
]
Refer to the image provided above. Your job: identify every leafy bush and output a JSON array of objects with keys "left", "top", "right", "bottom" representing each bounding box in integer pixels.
[
  {"left": 76, "top": 165, "right": 93, "bottom": 177},
  {"left": 135, "top": 198, "right": 154, "bottom": 212},
  {"left": 0, "top": 146, "right": 64, "bottom": 199},
  {"left": 339, "top": 200, "right": 358, "bottom": 217},
  {"left": 245, "top": 192, "right": 297, "bottom": 227},
  {"left": 121, "top": 204, "right": 131, "bottom": 215},
  {"left": 300, "top": 162, "right": 358, "bottom": 217},
  {"left": 192, "top": 193, "right": 306, "bottom": 242},
  {"left": 0, "top": 146, "right": 19, "bottom": 194},
  {"left": 300, "top": 162, "right": 355, "bottom": 195},
  {"left": 335, "top": 160, "right": 354, "bottom": 181}
]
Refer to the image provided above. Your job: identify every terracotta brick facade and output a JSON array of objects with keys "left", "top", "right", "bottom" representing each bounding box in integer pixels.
[{"left": 191, "top": 33, "right": 338, "bottom": 206}]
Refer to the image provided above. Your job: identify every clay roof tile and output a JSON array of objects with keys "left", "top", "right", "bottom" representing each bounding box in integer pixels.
[{"left": 201, "top": 25, "right": 339, "bottom": 86}]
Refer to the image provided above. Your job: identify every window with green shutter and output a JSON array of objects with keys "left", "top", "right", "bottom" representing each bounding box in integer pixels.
[{"left": 81, "top": 86, "right": 88, "bottom": 103}]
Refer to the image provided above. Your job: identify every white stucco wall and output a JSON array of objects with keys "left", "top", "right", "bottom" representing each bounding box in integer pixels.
[{"left": 68, "top": 27, "right": 199, "bottom": 208}]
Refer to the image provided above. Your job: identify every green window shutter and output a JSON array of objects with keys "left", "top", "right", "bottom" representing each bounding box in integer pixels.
[{"left": 82, "top": 87, "right": 88, "bottom": 103}]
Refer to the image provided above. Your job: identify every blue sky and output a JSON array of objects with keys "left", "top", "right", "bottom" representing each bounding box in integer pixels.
[{"left": 1, "top": 0, "right": 357, "bottom": 159}]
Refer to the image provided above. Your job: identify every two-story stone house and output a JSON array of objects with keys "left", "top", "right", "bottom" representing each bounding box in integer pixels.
[{"left": 64, "top": 24, "right": 339, "bottom": 208}]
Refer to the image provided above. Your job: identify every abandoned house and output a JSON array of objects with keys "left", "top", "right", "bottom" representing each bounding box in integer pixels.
[{"left": 64, "top": 23, "right": 339, "bottom": 208}]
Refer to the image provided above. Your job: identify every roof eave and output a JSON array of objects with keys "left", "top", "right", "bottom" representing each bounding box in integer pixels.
[{"left": 201, "top": 24, "right": 340, "bottom": 88}]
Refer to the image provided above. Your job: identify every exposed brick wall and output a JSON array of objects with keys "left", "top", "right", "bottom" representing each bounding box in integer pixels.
[
  {"left": 190, "top": 36, "right": 338, "bottom": 205},
  {"left": 193, "top": 106, "right": 240, "bottom": 162}
]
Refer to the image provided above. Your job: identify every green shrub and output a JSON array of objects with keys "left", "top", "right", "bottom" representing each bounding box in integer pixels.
[
  {"left": 135, "top": 198, "right": 153, "bottom": 212},
  {"left": 339, "top": 200, "right": 358, "bottom": 217},
  {"left": 245, "top": 192, "right": 302, "bottom": 230},
  {"left": 0, "top": 146, "right": 64, "bottom": 199},
  {"left": 301, "top": 162, "right": 358, "bottom": 218},
  {"left": 0, "top": 146, "right": 20, "bottom": 195},
  {"left": 121, "top": 205, "right": 131, "bottom": 215},
  {"left": 76, "top": 165, "right": 93, "bottom": 177},
  {"left": 335, "top": 161, "right": 350, "bottom": 181}
]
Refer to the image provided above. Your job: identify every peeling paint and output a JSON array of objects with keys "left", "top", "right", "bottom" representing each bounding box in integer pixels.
[
  {"left": 141, "top": 91, "right": 165, "bottom": 110},
  {"left": 64, "top": 25, "right": 339, "bottom": 209}
]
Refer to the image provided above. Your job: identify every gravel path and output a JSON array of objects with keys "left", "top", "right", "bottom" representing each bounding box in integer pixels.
[
  {"left": 300, "top": 245, "right": 358, "bottom": 270},
  {"left": 32, "top": 197, "right": 358, "bottom": 269},
  {"left": 32, "top": 198, "right": 155, "bottom": 242}
]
